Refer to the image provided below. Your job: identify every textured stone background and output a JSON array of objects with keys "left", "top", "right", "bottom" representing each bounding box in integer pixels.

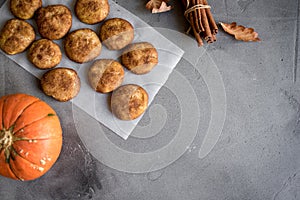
[{"left": 0, "top": 0, "right": 300, "bottom": 199}]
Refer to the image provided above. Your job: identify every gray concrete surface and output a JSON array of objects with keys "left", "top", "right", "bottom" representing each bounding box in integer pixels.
[{"left": 0, "top": 0, "right": 300, "bottom": 199}]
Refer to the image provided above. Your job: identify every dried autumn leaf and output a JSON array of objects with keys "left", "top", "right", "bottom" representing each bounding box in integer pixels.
[
  {"left": 220, "top": 22, "right": 261, "bottom": 42},
  {"left": 146, "top": 0, "right": 168, "bottom": 10},
  {"left": 152, "top": 1, "right": 171, "bottom": 13}
]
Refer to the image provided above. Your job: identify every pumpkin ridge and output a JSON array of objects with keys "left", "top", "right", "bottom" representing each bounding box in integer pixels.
[
  {"left": 9, "top": 147, "right": 49, "bottom": 181},
  {"left": 13, "top": 113, "right": 58, "bottom": 135},
  {"left": 0, "top": 96, "right": 9, "bottom": 130},
  {"left": 0, "top": 151, "right": 18, "bottom": 180},
  {"left": 12, "top": 138, "right": 62, "bottom": 167},
  {"left": 14, "top": 136, "right": 62, "bottom": 141},
  {"left": 7, "top": 99, "right": 41, "bottom": 133},
  {"left": 10, "top": 145, "right": 43, "bottom": 170},
  {"left": 2, "top": 94, "right": 39, "bottom": 130},
  {"left": 0, "top": 128, "right": 60, "bottom": 165},
  {"left": 7, "top": 156, "right": 23, "bottom": 181}
]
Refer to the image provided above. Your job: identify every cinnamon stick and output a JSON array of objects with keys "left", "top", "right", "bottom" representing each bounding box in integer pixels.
[
  {"left": 181, "top": 0, "right": 217, "bottom": 46},
  {"left": 191, "top": 0, "right": 202, "bottom": 33},
  {"left": 211, "top": 34, "right": 217, "bottom": 42},
  {"left": 181, "top": 0, "right": 203, "bottom": 46},
  {"left": 199, "top": 0, "right": 212, "bottom": 42},
  {"left": 189, "top": 11, "right": 203, "bottom": 46},
  {"left": 196, "top": 0, "right": 204, "bottom": 32},
  {"left": 203, "top": 0, "right": 218, "bottom": 35}
]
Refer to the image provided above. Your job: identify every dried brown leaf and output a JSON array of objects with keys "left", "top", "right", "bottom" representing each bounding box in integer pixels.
[
  {"left": 146, "top": 0, "right": 170, "bottom": 12},
  {"left": 152, "top": 1, "right": 172, "bottom": 13},
  {"left": 220, "top": 22, "right": 261, "bottom": 42}
]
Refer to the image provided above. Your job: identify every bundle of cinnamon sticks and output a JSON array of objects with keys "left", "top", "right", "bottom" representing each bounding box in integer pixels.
[{"left": 181, "top": 0, "right": 218, "bottom": 46}]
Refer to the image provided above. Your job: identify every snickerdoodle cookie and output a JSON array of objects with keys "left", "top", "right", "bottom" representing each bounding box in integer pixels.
[
  {"left": 10, "top": 0, "right": 42, "bottom": 20},
  {"left": 64, "top": 28, "right": 102, "bottom": 63},
  {"left": 75, "top": 0, "right": 109, "bottom": 24},
  {"left": 35, "top": 4, "right": 72, "bottom": 40},
  {"left": 41, "top": 68, "right": 80, "bottom": 102},
  {"left": 121, "top": 42, "right": 158, "bottom": 74},
  {"left": 100, "top": 18, "right": 134, "bottom": 50},
  {"left": 28, "top": 39, "right": 62, "bottom": 69},
  {"left": 111, "top": 84, "right": 148, "bottom": 120},
  {"left": 0, "top": 19, "right": 35, "bottom": 55},
  {"left": 88, "top": 59, "right": 124, "bottom": 93}
]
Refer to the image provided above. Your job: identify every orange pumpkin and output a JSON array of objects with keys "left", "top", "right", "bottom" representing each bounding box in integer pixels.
[{"left": 0, "top": 93, "right": 62, "bottom": 181}]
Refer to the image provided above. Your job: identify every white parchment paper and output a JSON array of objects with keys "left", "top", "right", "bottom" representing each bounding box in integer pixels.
[{"left": 0, "top": 0, "right": 184, "bottom": 139}]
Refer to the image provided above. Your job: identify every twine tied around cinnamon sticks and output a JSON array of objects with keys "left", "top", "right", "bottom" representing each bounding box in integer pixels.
[
  {"left": 181, "top": 0, "right": 218, "bottom": 46},
  {"left": 184, "top": 4, "right": 211, "bottom": 18}
]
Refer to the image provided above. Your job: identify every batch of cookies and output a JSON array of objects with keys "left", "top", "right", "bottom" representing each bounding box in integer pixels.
[{"left": 0, "top": 0, "right": 159, "bottom": 121}]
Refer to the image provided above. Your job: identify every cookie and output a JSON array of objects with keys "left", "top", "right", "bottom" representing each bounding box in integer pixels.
[
  {"left": 121, "top": 42, "right": 158, "bottom": 74},
  {"left": 28, "top": 39, "right": 62, "bottom": 69},
  {"left": 10, "top": 0, "right": 42, "bottom": 20},
  {"left": 64, "top": 28, "right": 102, "bottom": 63},
  {"left": 41, "top": 68, "right": 80, "bottom": 102},
  {"left": 100, "top": 18, "right": 134, "bottom": 50},
  {"left": 75, "top": 0, "right": 109, "bottom": 24},
  {"left": 88, "top": 59, "right": 124, "bottom": 93},
  {"left": 35, "top": 4, "right": 72, "bottom": 40},
  {"left": 0, "top": 19, "right": 35, "bottom": 55},
  {"left": 111, "top": 84, "right": 148, "bottom": 120}
]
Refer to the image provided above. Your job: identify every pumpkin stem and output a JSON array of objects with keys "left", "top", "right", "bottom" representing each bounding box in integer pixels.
[{"left": 0, "top": 128, "right": 14, "bottom": 163}]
